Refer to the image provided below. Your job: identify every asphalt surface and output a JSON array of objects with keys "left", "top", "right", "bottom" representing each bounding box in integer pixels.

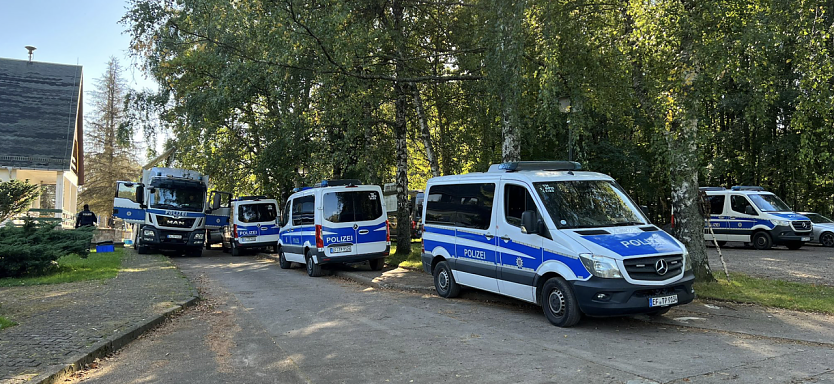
[
  {"left": 65, "top": 249, "right": 834, "bottom": 384},
  {"left": 707, "top": 242, "right": 834, "bottom": 286}
]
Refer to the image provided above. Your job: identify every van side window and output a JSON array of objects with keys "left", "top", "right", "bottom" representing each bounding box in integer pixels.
[
  {"left": 730, "top": 195, "right": 752, "bottom": 215},
  {"left": 707, "top": 195, "right": 725, "bottom": 215},
  {"left": 425, "top": 183, "right": 495, "bottom": 230},
  {"left": 504, "top": 184, "right": 537, "bottom": 227},
  {"left": 281, "top": 201, "right": 291, "bottom": 226},
  {"left": 292, "top": 195, "right": 315, "bottom": 226}
]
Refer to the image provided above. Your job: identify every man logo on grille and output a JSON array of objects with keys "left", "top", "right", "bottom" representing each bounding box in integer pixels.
[{"left": 655, "top": 259, "right": 669, "bottom": 275}]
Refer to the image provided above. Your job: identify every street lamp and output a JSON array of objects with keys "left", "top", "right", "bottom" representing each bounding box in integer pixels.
[{"left": 558, "top": 97, "right": 577, "bottom": 161}]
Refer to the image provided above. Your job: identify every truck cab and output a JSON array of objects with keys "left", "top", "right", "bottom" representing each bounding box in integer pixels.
[{"left": 113, "top": 167, "right": 213, "bottom": 257}]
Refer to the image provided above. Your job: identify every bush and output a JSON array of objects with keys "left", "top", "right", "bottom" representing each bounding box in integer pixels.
[{"left": 0, "top": 221, "right": 94, "bottom": 278}]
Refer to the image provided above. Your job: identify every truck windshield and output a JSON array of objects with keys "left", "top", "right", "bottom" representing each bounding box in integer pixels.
[
  {"left": 748, "top": 193, "right": 791, "bottom": 212},
  {"left": 150, "top": 186, "right": 205, "bottom": 212},
  {"left": 534, "top": 180, "right": 645, "bottom": 229}
]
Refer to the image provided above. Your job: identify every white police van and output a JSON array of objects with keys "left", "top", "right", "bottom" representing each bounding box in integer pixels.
[
  {"left": 277, "top": 180, "right": 390, "bottom": 277},
  {"left": 216, "top": 196, "right": 280, "bottom": 256},
  {"left": 421, "top": 161, "right": 695, "bottom": 327},
  {"left": 702, "top": 186, "right": 812, "bottom": 250}
]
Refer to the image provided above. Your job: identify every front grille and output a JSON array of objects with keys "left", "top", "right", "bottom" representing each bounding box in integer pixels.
[
  {"left": 622, "top": 254, "right": 684, "bottom": 281},
  {"left": 157, "top": 216, "right": 196, "bottom": 228},
  {"left": 791, "top": 220, "right": 811, "bottom": 232}
]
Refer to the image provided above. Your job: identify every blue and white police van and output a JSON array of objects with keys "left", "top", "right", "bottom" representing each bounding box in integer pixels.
[
  {"left": 277, "top": 180, "right": 390, "bottom": 277},
  {"left": 217, "top": 196, "right": 280, "bottom": 256},
  {"left": 702, "top": 186, "right": 812, "bottom": 250},
  {"left": 420, "top": 161, "right": 695, "bottom": 327}
]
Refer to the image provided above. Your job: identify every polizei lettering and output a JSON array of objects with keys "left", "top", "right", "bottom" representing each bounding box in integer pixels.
[
  {"left": 620, "top": 238, "right": 663, "bottom": 248},
  {"left": 463, "top": 249, "right": 487, "bottom": 260},
  {"left": 327, "top": 235, "right": 353, "bottom": 244}
]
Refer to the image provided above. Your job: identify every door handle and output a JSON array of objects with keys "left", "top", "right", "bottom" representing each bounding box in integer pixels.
[
  {"left": 484, "top": 234, "right": 494, "bottom": 240},
  {"left": 500, "top": 235, "right": 511, "bottom": 241},
  {"left": 358, "top": 229, "right": 370, "bottom": 235}
]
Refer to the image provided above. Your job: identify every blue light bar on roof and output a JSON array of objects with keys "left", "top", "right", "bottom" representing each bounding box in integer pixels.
[
  {"left": 488, "top": 161, "right": 582, "bottom": 172},
  {"left": 731, "top": 186, "right": 765, "bottom": 191}
]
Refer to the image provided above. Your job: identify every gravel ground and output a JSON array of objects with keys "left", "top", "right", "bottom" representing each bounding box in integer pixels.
[{"left": 707, "top": 242, "right": 834, "bottom": 286}]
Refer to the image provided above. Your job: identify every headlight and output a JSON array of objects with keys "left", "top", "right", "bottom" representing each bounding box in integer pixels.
[
  {"left": 771, "top": 219, "right": 789, "bottom": 227},
  {"left": 579, "top": 253, "right": 623, "bottom": 279},
  {"left": 683, "top": 249, "right": 692, "bottom": 271},
  {"left": 194, "top": 233, "right": 204, "bottom": 240},
  {"left": 143, "top": 229, "right": 155, "bottom": 236}
]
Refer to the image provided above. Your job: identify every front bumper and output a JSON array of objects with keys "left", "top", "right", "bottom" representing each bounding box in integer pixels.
[
  {"left": 571, "top": 271, "right": 696, "bottom": 316},
  {"left": 141, "top": 227, "right": 204, "bottom": 249},
  {"left": 771, "top": 225, "right": 812, "bottom": 244}
]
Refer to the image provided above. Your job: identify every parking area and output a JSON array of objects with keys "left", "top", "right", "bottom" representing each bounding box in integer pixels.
[{"left": 707, "top": 242, "right": 834, "bottom": 286}]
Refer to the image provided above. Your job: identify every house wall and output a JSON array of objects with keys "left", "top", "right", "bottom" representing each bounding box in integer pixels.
[{"left": 1, "top": 167, "right": 79, "bottom": 227}]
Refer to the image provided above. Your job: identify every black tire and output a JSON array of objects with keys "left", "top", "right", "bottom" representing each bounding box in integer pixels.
[
  {"left": 716, "top": 241, "right": 727, "bottom": 247},
  {"left": 231, "top": 241, "right": 241, "bottom": 256},
  {"left": 306, "top": 250, "right": 323, "bottom": 277},
  {"left": 278, "top": 248, "right": 291, "bottom": 269},
  {"left": 271, "top": 244, "right": 279, "bottom": 254},
  {"left": 752, "top": 231, "right": 773, "bottom": 250},
  {"left": 187, "top": 248, "right": 203, "bottom": 257},
  {"left": 820, "top": 232, "right": 834, "bottom": 247},
  {"left": 541, "top": 277, "right": 581, "bottom": 327},
  {"left": 137, "top": 244, "right": 149, "bottom": 254},
  {"left": 369, "top": 258, "right": 385, "bottom": 271},
  {"left": 786, "top": 241, "right": 804, "bottom": 250},
  {"left": 647, "top": 307, "right": 671, "bottom": 317},
  {"left": 433, "top": 261, "right": 460, "bottom": 298}
]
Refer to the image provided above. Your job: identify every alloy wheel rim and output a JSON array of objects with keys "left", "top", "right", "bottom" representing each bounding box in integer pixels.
[
  {"left": 824, "top": 234, "right": 834, "bottom": 247},
  {"left": 438, "top": 270, "right": 449, "bottom": 291}
]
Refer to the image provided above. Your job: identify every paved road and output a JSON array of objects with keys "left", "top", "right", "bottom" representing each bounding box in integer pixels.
[
  {"left": 707, "top": 242, "right": 834, "bottom": 286},
  {"left": 67, "top": 250, "right": 834, "bottom": 384}
]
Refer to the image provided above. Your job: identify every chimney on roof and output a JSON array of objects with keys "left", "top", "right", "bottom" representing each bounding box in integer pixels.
[{"left": 25, "top": 46, "right": 36, "bottom": 62}]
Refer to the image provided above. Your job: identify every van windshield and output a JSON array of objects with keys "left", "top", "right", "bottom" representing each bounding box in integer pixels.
[
  {"left": 748, "top": 194, "right": 792, "bottom": 212},
  {"left": 238, "top": 203, "right": 277, "bottom": 223},
  {"left": 323, "top": 191, "right": 383, "bottom": 223},
  {"left": 534, "top": 180, "right": 645, "bottom": 229}
]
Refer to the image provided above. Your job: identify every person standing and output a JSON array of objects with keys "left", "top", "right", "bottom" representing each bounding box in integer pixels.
[{"left": 75, "top": 204, "right": 98, "bottom": 228}]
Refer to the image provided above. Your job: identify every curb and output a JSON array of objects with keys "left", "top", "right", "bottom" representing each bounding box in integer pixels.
[{"left": 32, "top": 295, "right": 200, "bottom": 384}]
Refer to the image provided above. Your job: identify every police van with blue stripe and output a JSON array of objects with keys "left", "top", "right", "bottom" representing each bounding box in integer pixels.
[
  {"left": 277, "top": 180, "right": 390, "bottom": 276},
  {"left": 215, "top": 196, "right": 280, "bottom": 256},
  {"left": 702, "top": 186, "right": 812, "bottom": 250},
  {"left": 421, "top": 161, "right": 695, "bottom": 327}
]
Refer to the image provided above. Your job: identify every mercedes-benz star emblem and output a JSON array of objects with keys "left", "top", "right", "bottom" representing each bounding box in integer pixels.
[
  {"left": 353, "top": 224, "right": 359, "bottom": 230},
  {"left": 655, "top": 259, "right": 669, "bottom": 275}
]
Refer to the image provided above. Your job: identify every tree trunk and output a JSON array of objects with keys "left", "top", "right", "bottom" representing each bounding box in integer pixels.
[
  {"left": 392, "top": 0, "right": 411, "bottom": 255},
  {"left": 668, "top": 115, "right": 713, "bottom": 282},
  {"left": 412, "top": 85, "right": 440, "bottom": 178}
]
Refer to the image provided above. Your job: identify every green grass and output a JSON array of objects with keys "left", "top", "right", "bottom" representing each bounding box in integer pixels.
[
  {"left": 387, "top": 241, "right": 423, "bottom": 270},
  {"left": 695, "top": 271, "right": 834, "bottom": 315},
  {"left": 0, "top": 316, "right": 16, "bottom": 330},
  {"left": 0, "top": 248, "right": 125, "bottom": 287}
]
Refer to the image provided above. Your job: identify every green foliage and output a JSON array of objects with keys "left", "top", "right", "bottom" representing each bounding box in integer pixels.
[
  {"left": 695, "top": 271, "right": 834, "bottom": 315},
  {"left": 0, "top": 180, "right": 40, "bottom": 222},
  {"left": 0, "top": 222, "right": 94, "bottom": 278},
  {"left": 0, "top": 248, "right": 124, "bottom": 287},
  {"left": 0, "top": 315, "right": 15, "bottom": 330}
]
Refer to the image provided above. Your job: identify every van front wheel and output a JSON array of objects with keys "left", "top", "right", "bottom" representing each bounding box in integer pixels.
[
  {"left": 278, "top": 249, "right": 291, "bottom": 269},
  {"left": 306, "top": 250, "right": 323, "bottom": 277},
  {"left": 433, "top": 261, "right": 460, "bottom": 298},
  {"left": 541, "top": 277, "right": 581, "bottom": 327},
  {"left": 752, "top": 232, "right": 773, "bottom": 250}
]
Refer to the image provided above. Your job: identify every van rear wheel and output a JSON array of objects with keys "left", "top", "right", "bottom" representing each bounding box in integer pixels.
[
  {"left": 278, "top": 249, "right": 291, "bottom": 269},
  {"left": 752, "top": 232, "right": 772, "bottom": 250},
  {"left": 306, "top": 250, "right": 323, "bottom": 277},
  {"left": 433, "top": 261, "right": 460, "bottom": 298},
  {"left": 369, "top": 258, "right": 385, "bottom": 271},
  {"left": 231, "top": 242, "right": 241, "bottom": 256},
  {"left": 541, "top": 277, "right": 581, "bottom": 327}
]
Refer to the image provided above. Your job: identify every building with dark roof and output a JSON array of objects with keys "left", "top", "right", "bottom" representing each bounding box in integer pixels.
[{"left": 0, "top": 57, "right": 84, "bottom": 227}]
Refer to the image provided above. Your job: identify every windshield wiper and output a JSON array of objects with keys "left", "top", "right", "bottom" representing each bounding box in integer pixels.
[{"left": 612, "top": 221, "right": 645, "bottom": 226}]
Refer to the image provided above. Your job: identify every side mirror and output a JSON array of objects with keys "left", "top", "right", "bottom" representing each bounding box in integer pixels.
[
  {"left": 521, "top": 210, "right": 538, "bottom": 235},
  {"left": 211, "top": 193, "right": 221, "bottom": 210},
  {"left": 745, "top": 206, "right": 758, "bottom": 216},
  {"left": 135, "top": 185, "right": 145, "bottom": 205}
]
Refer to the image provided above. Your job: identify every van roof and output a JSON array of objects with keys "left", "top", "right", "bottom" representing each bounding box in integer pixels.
[{"left": 426, "top": 170, "right": 613, "bottom": 184}]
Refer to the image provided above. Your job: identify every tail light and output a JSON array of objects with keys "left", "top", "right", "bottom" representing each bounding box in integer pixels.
[
  {"left": 386, "top": 220, "right": 391, "bottom": 243},
  {"left": 671, "top": 214, "right": 675, "bottom": 229},
  {"left": 315, "top": 224, "right": 324, "bottom": 248},
  {"left": 411, "top": 220, "right": 416, "bottom": 230},
  {"left": 233, "top": 224, "right": 238, "bottom": 238},
  {"left": 421, "top": 238, "right": 425, "bottom": 253}
]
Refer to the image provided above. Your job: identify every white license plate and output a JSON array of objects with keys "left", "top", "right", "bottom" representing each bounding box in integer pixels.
[
  {"left": 802, "top": 237, "right": 810, "bottom": 242},
  {"left": 167, "top": 234, "right": 182, "bottom": 239},
  {"left": 649, "top": 294, "right": 678, "bottom": 307},
  {"left": 330, "top": 245, "right": 352, "bottom": 254},
  {"left": 240, "top": 237, "right": 257, "bottom": 242}
]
